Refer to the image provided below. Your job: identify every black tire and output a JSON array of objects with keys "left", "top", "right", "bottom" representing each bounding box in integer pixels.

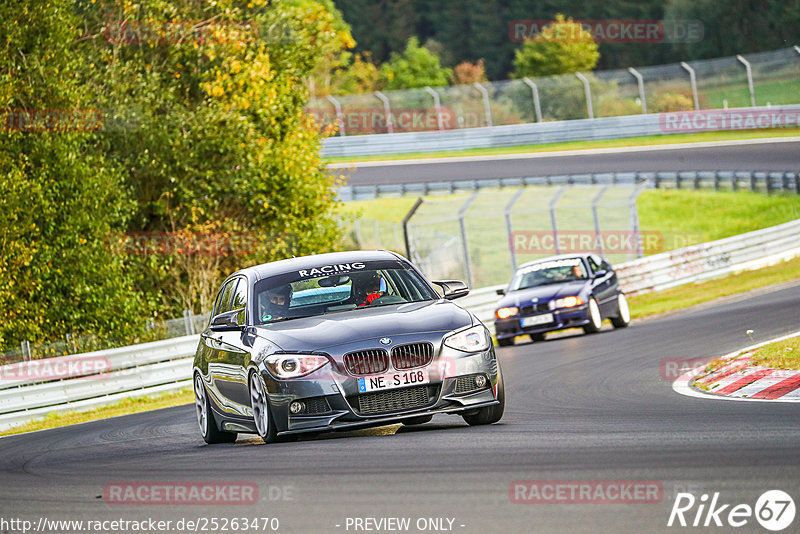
[
  {"left": 402, "top": 415, "right": 433, "bottom": 426},
  {"left": 530, "top": 333, "right": 546, "bottom": 342},
  {"left": 462, "top": 370, "right": 505, "bottom": 426},
  {"left": 610, "top": 293, "right": 631, "bottom": 328},
  {"left": 582, "top": 297, "right": 602, "bottom": 334},
  {"left": 194, "top": 374, "right": 237, "bottom": 444},
  {"left": 249, "top": 372, "right": 279, "bottom": 444},
  {"left": 496, "top": 336, "right": 514, "bottom": 347}
]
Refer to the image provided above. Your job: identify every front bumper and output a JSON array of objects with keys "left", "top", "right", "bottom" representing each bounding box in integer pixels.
[
  {"left": 495, "top": 305, "right": 591, "bottom": 340},
  {"left": 261, "top": 343, "right": 500, "bottom": 435}
]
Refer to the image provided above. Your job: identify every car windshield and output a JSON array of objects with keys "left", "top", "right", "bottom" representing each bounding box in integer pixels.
[
  {"left": 509, "top": 258, "right": 588, "bottom": 290},
  {"left": 252, "top": 261, "right": 438, "bottom": 324}
]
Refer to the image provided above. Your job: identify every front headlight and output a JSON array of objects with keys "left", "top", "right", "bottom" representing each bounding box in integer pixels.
[
  {"left": 265, "top": 353, "right": 329, "bottom": 379},
  {"left": 444, "top": 325, "right": 491, "bottom": 352},
  {"left": 551, "top": 296, "right": 585, "bottom": 309},
  {"left": 495, "top": 306, "right": 519, "bottom": 319}
]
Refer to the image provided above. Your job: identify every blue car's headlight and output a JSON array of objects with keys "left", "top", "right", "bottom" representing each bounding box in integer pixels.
[
  {"left": 550, "top": 296, "right": 585, "bottom": 309},
  {"left": 444, "top": 325, "right": 491, "bottom": 352},
  {"left": 265, "top": 354, "right": 329, "bottom": 379}
]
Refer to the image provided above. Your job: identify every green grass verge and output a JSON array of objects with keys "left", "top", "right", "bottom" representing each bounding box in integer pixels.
[
  {"left": 749, "top": 335, "right": 800, "bottom": 370},
  {"left": 629, "top": 257, "right": 800, "bottom": 320},
  {"left": 324, "top": 128, "right": 800, "bottom": 163},
  {"left": 0, "top": 388, "right": 194, "bottom": 438}
]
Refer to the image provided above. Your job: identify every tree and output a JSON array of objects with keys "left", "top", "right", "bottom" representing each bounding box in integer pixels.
[
  {"left": 82, "top": 0, "right": 348, "bottom": 316},
  {"left": 511, "top": 14, "right": 600, "bottom": 78},
  {"left": 0, "top": 0, "right": 145, "bottom": 348},
  {"left": 379, "top": 37, "right": 452, "bottom": 90},
  {"left": 451, "top": 59, "right": 487, "bottom": 85}
]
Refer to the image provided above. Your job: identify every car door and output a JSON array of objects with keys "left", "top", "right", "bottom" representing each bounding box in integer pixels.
[
  {"left": 205, "top": 277, "right": 253, "bottom": 417},
  {"left": 587, "top": 255, "right": 617, "bottom": 315}
]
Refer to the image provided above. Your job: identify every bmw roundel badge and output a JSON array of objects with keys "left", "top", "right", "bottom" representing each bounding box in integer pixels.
[{"left": 380, "top": 337, "right": 392, "bottom": 346}]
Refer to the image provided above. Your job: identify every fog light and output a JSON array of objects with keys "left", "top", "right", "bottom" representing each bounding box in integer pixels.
[
  {"left": 289, "top": 401, "right": 305, "bottom": 414},
  {"left": 474, "top": 375, "right": 487, "bottom": 388}
]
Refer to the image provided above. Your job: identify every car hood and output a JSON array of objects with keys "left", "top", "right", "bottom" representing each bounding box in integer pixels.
[
  {"left": 497, "top": 280, "right": 589, "bottom": 308},
  {"left": 253, "top": 300, "right": 474, "bottom": 352}
]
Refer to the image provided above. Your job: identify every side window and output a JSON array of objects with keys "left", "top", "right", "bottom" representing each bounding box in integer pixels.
[
  {"left": 216, "top": 279, "right": 237, "bottom": 315},
  {"left": 587, "top": 256, "right": 601, "bottom": 274},
  {"left": 601, "top": 259, "right": 612, "bottom": 272},
  {"left": 231, "top": 279, "right": 248, "bottom": 324}
]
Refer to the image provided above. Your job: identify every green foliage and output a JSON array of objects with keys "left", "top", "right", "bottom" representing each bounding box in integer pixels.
[
  {"left": 0, "top": 0, "right": 145, "bottom": 347},
  {"left": 379, "top": 37, "right": 452, "bottom": 90},
  {"left": 511, "top": 14, "right": 600, "bottom": 78},
  {"left": 0, "top": 0, "right": 348, "bottom": 350}
]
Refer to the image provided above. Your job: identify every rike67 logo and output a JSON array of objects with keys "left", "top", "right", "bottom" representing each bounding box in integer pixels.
[{"left": 668, "top": 490, "right": 795, "bottom": 531}]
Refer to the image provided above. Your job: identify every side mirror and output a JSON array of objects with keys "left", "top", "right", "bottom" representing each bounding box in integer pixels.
[
  {"left": 431, "top": 280, "right": 469, "bottom": 300},
  {"left": 496, "top": 288, "right": 506, "bottom": 296},
  {"left": 210, "top": 308, "right": 246, "bottom": 331},
  {"left": 593, "top": 270, "right": 608, "bottom": 279}
]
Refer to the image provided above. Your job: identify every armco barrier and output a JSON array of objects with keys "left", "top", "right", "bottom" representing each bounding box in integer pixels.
[
  {"left": 321, "top": 105, "right": 800, "bottom": 157},
  {"left": 0, "top": 335, "right": 199, "bottom": 431},
  {"left": 1, "top": 219, "right": 798, "bottom": 431}
]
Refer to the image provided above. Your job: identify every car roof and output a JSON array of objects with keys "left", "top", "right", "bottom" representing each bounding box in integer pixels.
[
  {"left": 228, "top": 250, "right": 407, "bottom": 284},
  {"left": 516, "top": 253, "right": 594, "bottom": 271}
]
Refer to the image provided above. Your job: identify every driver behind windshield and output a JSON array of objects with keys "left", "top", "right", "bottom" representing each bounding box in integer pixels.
[{"left": 259, "top": 284, "right": 293, "bottom": 322}]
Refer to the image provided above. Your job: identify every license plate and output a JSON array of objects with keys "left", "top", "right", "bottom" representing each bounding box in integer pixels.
[
  {"left": 357, "top": 369, "right": 430, "bottom": 393},
  {"left": 521, "top": 313, "right": 554, "bottom": 327}
]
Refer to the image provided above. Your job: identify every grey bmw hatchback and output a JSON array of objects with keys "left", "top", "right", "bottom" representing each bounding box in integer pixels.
[{"left": 193, "top": 250, "right": 503, "bottom": 444}]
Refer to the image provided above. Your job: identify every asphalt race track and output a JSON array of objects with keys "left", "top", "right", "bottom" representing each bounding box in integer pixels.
[
  {"left": 2, "top": 283, "right": 799, "bottom": 533},
  {"left": 334, "top": 139, "right": 800, "bottom": 186}
]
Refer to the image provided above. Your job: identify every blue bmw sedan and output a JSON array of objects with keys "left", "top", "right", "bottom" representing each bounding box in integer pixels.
[{"left": 494, "top": 254, "right": 630, "bottom": 346}]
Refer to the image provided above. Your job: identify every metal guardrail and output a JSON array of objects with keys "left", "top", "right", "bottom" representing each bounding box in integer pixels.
[
  {"left": 616, "top": 219, "right": 800, "bottom": 295},
  {"left": 0, "top": 335, "right": 199, "bottom": 431},
  {"left": 322, "top": 105, "right": 800, "bottom": 157},
  {"left": 338, "top": 170, "right": 800, "bottom": 201},
  {"left": 1, "top": 218, "right": 798, "bottom": 431}
]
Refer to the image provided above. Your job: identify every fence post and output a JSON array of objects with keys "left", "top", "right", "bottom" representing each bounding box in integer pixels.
[
  {"left": 504, "top": 189, "right": 525, "bottom": 271},
  {"left": 183, "top": 309, "right": 194, "bottom": 336},
  {"left": 458, "top": 193, "right": 479, "bottom": 287},
  {"left": 575, "top": 72, "right": 594, "bottom": 119},
  {"left": 402, "top": 198, "right": 424, "bottom": 259},
  {"left": 736, "top": 55, "right": 756, "bottom": 107},
  {"left": 591, "top": 186, "right": 609, "bottom": 255},
  {"left": 680, "top": 62, "right": 700, "bottom": 110},
  {"left": 473, "top": 82, "right": 493, "bottom": 127},
  {"left": 424, "top": 86, "right": 444, "bottom": 131},
  {"left": 21, "top": 340, "right": 31, "bottom": 362},
  {"left": 627, "top": 67, "right": 647, "bottom": 114},
  {"left": 628, "top": 184, "right": 646, "bottom": 260},
  {"left": 522, "top": 77, "right": 543, "bottom": 123},
  {"left": 374, "top": 91, "right": 394, "bottom": 134},
  {"left": 549, "top": 186, "right": 568, "bottom": 254},
  {"left": 373, "top": 219, "right": 381, "bottom": 248},
  {"left": 326, "top": 95, "right": 345, "bottom": 136}
]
